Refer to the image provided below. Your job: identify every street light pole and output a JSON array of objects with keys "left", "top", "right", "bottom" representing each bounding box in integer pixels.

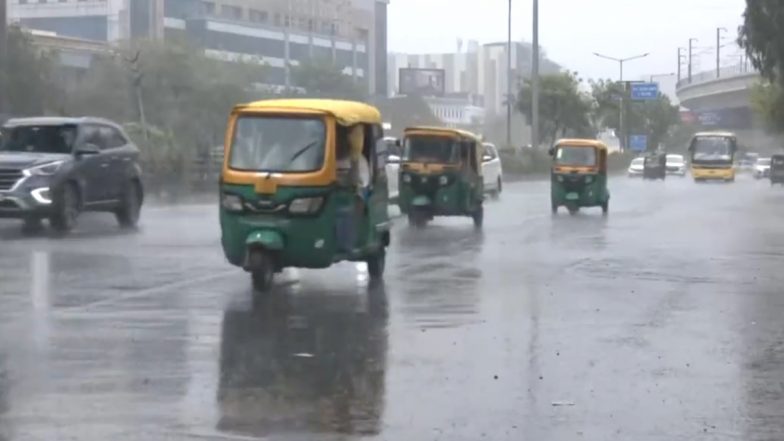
[
  {"left": 716, "top": 27, "right": 727, "bottom": 78},
  {"left": 531, "top": 0, "right": 539, "bottom": 149},
  {"left": 0, "top": 0, "right": 6, "bottom": 116},
  {"left": 506, "top": 0, "right": 512, "bottom": 149},
  {"left": 688, "top": 38, "right": 697, "bottom": 83},
  {"left": 677, "top": 47, "right": 685, "bottom": 82},
  {"left": 593, "top": 52, "right": 649, "bottom": 151}
]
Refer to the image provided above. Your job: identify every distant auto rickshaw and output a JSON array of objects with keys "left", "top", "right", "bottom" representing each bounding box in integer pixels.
[
  {"left": 770, "top": 154, "right": 784, "bottom": 186},
  {"left": 398, "top": 126, "right": 484, "bottom": 228},
  {"left": 219, "top": 99, "right": 391, "bottom": 294},
  {"left": 549, "top": 138, "right": 610, "bottom": 215},
  {"left": 643, "top": 152, "right": 667, "bottom": 180}
]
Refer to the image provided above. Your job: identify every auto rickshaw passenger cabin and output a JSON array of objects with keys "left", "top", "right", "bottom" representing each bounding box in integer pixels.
[{"left": 220, "top": 99, "right": 391, "bottom": 294}]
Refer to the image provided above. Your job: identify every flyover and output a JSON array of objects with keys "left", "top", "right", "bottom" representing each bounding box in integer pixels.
[{"left": 676, "top": 64, "right": 782, "bottom": 151}]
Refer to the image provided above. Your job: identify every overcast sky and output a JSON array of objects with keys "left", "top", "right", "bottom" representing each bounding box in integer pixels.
[{"left": 388, "top": 0, "right": 747, "bottom": 83}]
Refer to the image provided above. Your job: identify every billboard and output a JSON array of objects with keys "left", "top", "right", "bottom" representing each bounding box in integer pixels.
[{"left": 399, "top": 68, "right": 446, "bottom": 97}]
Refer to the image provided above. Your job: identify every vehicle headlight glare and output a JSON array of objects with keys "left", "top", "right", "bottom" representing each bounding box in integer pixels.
[
  {"left": 289, "top": 196, "right": 324, "bottom": 214},
  {"left": 221, "top": 193, "right": 244, "bottom": 212},
  {"left": 30, "top": 187, "right": 52, "bottom": 204},
  {"left": 438, "top": 175, "right": 449, "bottom": 186}
]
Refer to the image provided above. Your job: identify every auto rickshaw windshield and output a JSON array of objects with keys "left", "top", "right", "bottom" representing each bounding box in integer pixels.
[
  {"left": 228, "top": 115, "right": 326, "bottom": 173},
  {"left": 403, "top": 136, "right": 460, "bottom": 164},
  {"left": 556, "top": 145, "right": 597, "bottom": 167}
]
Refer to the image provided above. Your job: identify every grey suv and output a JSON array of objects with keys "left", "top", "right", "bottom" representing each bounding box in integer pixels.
[{"left": 0, "top": 117, "right": 143, "bottom": 234}]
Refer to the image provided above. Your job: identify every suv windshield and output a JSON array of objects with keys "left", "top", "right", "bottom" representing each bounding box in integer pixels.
[
  {"left": 556, "top": 146, "right": 596, "bottom": 166},
  {"left": 229, "top": 116, "right": 326, "bottom": 173},
  {"left": 0, "top": 124, "right": 77, "bottom": 154},
  {"left": 403, "top": 136, "right": 460, "bottom": 164}
]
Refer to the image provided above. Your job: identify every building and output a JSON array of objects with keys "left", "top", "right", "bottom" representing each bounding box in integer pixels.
[
  {"left": 9, "top": 0, "right": 389, "bottom": 96},
  {"left": 425, "top": 94, "right": 485, "bottom": 131},
  {"left": 388, "top": 40, "right": 560, "bottom": 117}
]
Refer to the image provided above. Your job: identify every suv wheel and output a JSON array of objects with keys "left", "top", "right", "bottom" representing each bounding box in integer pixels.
[
  {"left": 50, "top": 183, "right": 80, "bottom": 234},
  {"left": 116, "top": 181, "right": 142, "bottom": 229}
]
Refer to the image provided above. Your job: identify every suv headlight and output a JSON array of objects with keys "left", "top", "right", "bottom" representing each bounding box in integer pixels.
[
  {"left": 23, "top": 161, "right": 65, "bottom": 177},
  {"left": 289, "top": 196, "right": 324, "bottom": 214},
  {"left": 221, "top": 193, "right": 244, "bottom": 212}
]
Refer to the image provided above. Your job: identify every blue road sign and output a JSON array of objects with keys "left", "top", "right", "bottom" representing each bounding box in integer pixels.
[
  {"left": 630, "top": 82, "right": 659, "bottom": 100},
  {"left": 629, "top": 135, "right": 648, "bottom": 151}
]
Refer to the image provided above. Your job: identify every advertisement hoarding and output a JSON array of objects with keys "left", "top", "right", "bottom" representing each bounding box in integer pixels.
[{"left": 399, "top": 68, "right": 446, "bottom": 97}]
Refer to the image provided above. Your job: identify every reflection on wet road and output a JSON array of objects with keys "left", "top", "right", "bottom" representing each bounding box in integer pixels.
[{"left": 2, "top": 176, "right": 784, "bottom": 440}]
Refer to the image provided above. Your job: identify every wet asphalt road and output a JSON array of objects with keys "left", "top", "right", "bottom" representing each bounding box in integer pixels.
[{"left": 1, "top": 175, "right": 784, "bottom": 441}]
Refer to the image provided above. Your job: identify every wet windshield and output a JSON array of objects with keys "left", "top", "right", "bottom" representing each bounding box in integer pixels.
[
  {"left": 403, "top": 136, "right": 460, "bottom": 163},
  {"left": 556, "top": 146, "right": 596, "bottom": 166},
  {"left": 229, "top": 116, "right": 326, "bottom": 172},
  {"left": 0, "top": 125, "right": 77, "bottom": 154},
  {"left": 692, "top": 137, "right": 733, "bottom": 161},
  {"left": 758, "top": 158, "right": 771, "bottom": 166}
]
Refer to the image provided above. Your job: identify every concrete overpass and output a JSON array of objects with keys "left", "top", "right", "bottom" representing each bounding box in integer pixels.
[{"left": 676, "top": 64, "right": 782, "bottom": 151}]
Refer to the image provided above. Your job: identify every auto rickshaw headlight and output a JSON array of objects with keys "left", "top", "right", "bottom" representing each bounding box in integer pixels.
[
  {"left": 585, "top": 175, "right": 594, "bottom": 184},
  {"left": 402, "top": 173, "right": 412, "bottom": 183},
  {"left": 438, "top": 175, "right": 449, "bottom": 186},
  {"left": 221, "top": 193, "right": 244, "bottom": 212},
  {"left": 289, "top": 196, "right": 324, "bottom": 214}
]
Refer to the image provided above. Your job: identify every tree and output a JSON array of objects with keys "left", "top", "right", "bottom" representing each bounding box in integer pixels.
[
  {"left": 590, "top": 79, "right": 679, "bottom": 149},
  {"left": 0, "top": 26, "right": 59, "bottom": 116},
  {"left": 291, "top": 57, "right": 366, "bottom": 99},
  {"left": 517, "top": 71, "right": 593, "bottom": 145},
  {"left": 738, "top": 0, "right": 784, "bottom": 84}
]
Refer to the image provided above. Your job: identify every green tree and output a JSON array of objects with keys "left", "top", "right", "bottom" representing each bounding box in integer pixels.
[
  {"left": 738, "top": 0, "right": 784, "bottom": 83},
  {"left": 590, "top": 79, "right": 679, "bottom": 149},
  {"left": 517, "top": 71, "right": 593, "bottom": 145},
  {"left": 291, "top": 58, "right": 366, "bottom": 99},
  {"left": 0, "top": 26, "right": 59, "bottom": 116}
]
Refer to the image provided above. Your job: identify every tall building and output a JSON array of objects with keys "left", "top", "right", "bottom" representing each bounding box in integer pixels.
[
  {"left": 9, "top": 0, "right": 389, "bottom": 96},
  {"left": 389, "top": 41, "right": 560, "bottom": 116}
]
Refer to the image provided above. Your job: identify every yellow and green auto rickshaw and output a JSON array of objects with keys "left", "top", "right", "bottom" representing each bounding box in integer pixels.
[
  {"left": 397, "top": 126, "right": 484, "bottom": 228},
  {"left": 549, "top": 138, "right": 610, "bottom": 215},
  {"left": 219, "top": 99, "right": 391, "bottom": 293}
]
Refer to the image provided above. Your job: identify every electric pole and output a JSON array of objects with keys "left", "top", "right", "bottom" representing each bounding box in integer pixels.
[
  {"left": 688, "top": 38, "right": 697, "bottom": 83},
  {"left": 716, "top": 27, "right": 726, "bottom": 78},
  {"left": 531, "top": 0, "right": 540, "bottom": 149},
  {"left": 506, "top": 0, "right": 512, "bottom": 148}
]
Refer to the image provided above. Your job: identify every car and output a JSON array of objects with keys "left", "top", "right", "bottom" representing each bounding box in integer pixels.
[
  {"left": 627, "top": 157, "right": 644, "bottom": 177},
  {"left": 666, "top": 154, "right": 687, "bottom": 176},
  {"left": 0, "top": 117, "right": 143, "bottom": 234},
  {"left": 754, "top": 157, "right": 771, "bottom": 179},
  {"left": 481, "top": 142, "right": 504, "bottom": 196},
  {"left": 383, "top": 137, "right": 400, "bottom": 202}
]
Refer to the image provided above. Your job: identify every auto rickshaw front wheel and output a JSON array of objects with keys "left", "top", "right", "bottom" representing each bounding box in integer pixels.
[
  {"left": 367, "top": 248, "right": 386, "bottom": 279},
  {"left": 249, "top": 250, "right": 275, "bottom": 294}
]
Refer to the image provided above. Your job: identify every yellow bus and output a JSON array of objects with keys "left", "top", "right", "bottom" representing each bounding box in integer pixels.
[{"left": 688, "top": 131, "right": 738, "bottom": 182}]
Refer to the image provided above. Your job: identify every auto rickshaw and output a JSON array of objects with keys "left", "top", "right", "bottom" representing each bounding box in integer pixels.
[
  {"left": 643, "top": 152, "right": 667, "bottom": 180},
  {"left": 219, "top": 99, "right": 391, "bottom": 293},
  {"left": 549, "top": 138, "right": 610, "bottom": 215},
  {"left": 770, "top": 154, "right": 784, "bottom": 186},
  {"left": 397, "top": 126, "right": 484, "bottom": 228}
]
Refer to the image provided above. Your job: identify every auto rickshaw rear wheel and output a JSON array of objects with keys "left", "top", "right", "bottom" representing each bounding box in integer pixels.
[
  {"left": 408, "top": 211, "right": 428, "bottom": 228},
  {"left": 249, "top": 250, "right": 275, "bottom": 294},
  {"left": 367, "top": 248, "right": 386, "bottom": 279},
  {"left": 601, "top": 201, "right": 609, "bottom": 215}
]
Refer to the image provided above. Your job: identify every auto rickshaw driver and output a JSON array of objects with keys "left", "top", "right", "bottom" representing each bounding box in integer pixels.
[{"left": 336, "top": 124, "right": 371, "bottom": 254}]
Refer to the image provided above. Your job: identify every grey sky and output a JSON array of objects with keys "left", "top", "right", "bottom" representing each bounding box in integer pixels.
[{"left": 388, "top": 0, "right": 747, "bottom": 82}]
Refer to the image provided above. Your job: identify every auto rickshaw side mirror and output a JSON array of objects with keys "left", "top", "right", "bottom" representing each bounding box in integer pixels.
[
  {"left": 547, "top": 147, "right": 556, "bottom": 157},
  {"left": 394, "top": 138, "right": 401, "bottom": 147}
]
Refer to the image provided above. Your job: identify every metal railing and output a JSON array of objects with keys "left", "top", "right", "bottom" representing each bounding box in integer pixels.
[{"left": 676, "top": 63, "right": 758, "bottom": 89}]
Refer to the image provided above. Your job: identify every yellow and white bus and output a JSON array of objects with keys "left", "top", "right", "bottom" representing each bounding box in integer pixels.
[{"left": 688, "top": 131, "right": 738, "bottom": 182}]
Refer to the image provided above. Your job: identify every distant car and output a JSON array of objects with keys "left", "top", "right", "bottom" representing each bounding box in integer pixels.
[
  {"left": 481, "top": 143, "right": 503, "bottom": 196},
  {"left": 739, "top": 153, "right": 759, "bottom": 172},
  {"left": 0, "top": 117, "right": 143, "bottom": 234},
  {"left": 754, "top": 157, "right": 771, "bottom": 179},
  {"left": 666, "top": 154, "right": 687, "bottom": 176},
  {"left": 627, "top": 157, "right": 644, "bottom": 177}
]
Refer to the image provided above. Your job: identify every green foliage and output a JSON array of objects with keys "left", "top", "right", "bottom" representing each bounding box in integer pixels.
[
  {"left": 291, "top": 57, "right": 366, "bottom": 100},
  {"left": 589, "top": 79, "right": 679, "bottom": 149},
  {"left": 738, "top": 0, "right": 784, "bottom": 83},
  {"left": 750, "top": 81, "right": 784, "bottom": 133},
  {"left": 0, "top": 26, "right": 59, "bottom": 116},
  {"left": 517, "top": 71, "right": 593, "bottom": 145}
]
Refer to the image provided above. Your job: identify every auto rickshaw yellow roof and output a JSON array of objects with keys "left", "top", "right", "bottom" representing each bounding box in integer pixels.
[
  {"left": 693, "top": 131, "right": 736, "bottom": 138},
  {"left": 405, "top": 126, "right": 482, "bottom": 141},
  {"left": 555, "top": 138, "right": 608, "bottom": 150},
  {"left": 236, "top": 99, "right": 382, "bottom": 126}
]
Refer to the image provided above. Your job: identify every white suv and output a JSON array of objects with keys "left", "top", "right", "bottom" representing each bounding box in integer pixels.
[{"left": 482, "top": 143, "right": 503, "bottom": 196}]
